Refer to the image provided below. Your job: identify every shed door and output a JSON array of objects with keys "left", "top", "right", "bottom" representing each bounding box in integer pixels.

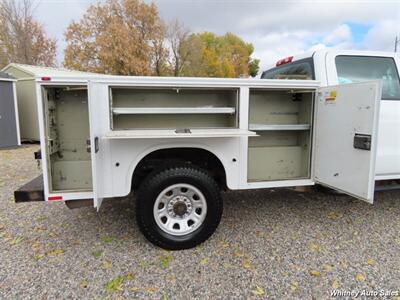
[
  {"left": 0, "top": 81, "right": 19, "bottom": 148},
  {"left": 313, "top": 81, "right": 381, "bottom": 203}
]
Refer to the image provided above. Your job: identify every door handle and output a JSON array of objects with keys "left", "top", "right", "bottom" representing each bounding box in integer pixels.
[
  {"left": 94, "top": 136, "right": 99, "bottom": 153},
  {"left": 353, "top": 134, "right": 371, "bottom": 151}
]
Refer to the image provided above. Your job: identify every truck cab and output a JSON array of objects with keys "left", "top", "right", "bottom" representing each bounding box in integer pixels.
[{"left": 262, "top": 50, "right": 400, "bottom": 181}]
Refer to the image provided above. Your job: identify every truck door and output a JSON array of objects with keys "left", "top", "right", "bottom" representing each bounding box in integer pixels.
[{"left": 313, "top": 81, "right": 381, "bottom": 203}]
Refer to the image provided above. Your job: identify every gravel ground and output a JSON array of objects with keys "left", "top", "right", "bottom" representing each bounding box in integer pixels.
[{"left": 1, "top": 145, "right": 400, "bottom": 300}]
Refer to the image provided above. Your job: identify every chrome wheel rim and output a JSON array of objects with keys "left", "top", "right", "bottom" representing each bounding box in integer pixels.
[{"left": 153, "top": 183, "right": 207, "bottom": 236}]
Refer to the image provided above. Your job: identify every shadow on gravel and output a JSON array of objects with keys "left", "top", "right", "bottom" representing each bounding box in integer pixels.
[{"left": 83, "top": 188, "right": 400, "bottom": 244}]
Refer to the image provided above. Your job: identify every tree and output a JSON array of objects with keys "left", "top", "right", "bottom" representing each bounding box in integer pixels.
[
  {"left": 167, "top": 19, "right": 191, "bottom": 76},
  {"left": 152, "top": 21, "right": 169, "bottom": 76},
  {"left": 181, "top": 32, "right": 259, "bottom": 78},
  {"left": 63, "top": 0, "right": 166, "bottom": 76},
  {"left": 0, "top": 0, "right": 57, "bottom": 68}
]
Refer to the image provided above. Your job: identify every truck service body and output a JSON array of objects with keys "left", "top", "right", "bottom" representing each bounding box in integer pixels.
[
  {"left": 262, "top": 50, "right": 400, "bottom": 181},
  {"left": 14, "top": 69, "right": 382, "bottom": 249}
]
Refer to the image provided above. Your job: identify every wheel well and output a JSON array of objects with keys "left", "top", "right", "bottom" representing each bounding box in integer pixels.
[{"left": 132, "top": 148, "right": 227, "bottom": 190}]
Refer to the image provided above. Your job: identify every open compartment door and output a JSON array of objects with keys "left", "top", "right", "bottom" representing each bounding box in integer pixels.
[
  {"left": 313, "top": 81, "right": 381, "bottom": 203},
  {"left": 88, "top": 82, "right": 105, "bottom": 210}
]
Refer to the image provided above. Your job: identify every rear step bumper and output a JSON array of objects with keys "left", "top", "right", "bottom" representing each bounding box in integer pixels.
[{"left": 14, "top": 175, "right": 45, "bottom": 203}]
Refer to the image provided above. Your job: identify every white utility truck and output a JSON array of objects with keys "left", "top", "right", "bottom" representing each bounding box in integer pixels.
[
  {"left": 14, "top": 74, "right": 382, "bottom": 249},
  {"left": 262, "top": 50, "right": 400, "bottom": 183}
]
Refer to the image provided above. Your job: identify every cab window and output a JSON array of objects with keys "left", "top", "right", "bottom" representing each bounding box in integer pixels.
[
  {"left": 335, "top": 55, "right": 400, "bottom": 100},
  {"left": 261, "top": 59, "right": 314, "bottom": 80}
]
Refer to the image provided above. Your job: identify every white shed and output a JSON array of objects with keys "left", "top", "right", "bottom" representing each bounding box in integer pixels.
[{"left": 1, "top": 64, "right": 98, "bottom": 141}]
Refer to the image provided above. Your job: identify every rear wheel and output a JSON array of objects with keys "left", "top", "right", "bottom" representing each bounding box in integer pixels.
[{"left": 136, "top": 166, "right": 223, "bottom": 250}]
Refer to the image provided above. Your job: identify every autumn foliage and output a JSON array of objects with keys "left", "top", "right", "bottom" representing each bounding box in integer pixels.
[
  {"left": 64, "top": 0, "right": 165, "bottom": 75},
  {"left": 64, "top": 0, "right": 259, "bottom": 77},
  {"left": 0, "top": 0, "right": 57, "bottom": 68},
  {"left": 181, "top": 32, "right": 260, "bottom": 78}
]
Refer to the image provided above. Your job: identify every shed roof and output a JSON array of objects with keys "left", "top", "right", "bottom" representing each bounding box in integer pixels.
[
  {"left": 0, "top": 71, "right": 16, "bottom": 81},
  {"left": 1, "top": 63, "right": 102, "bottom": 78}
]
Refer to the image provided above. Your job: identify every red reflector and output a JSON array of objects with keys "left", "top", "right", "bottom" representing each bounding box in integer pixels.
[
  {"left": 276, "top": 56, "right": 294, "bottom": 66},
  {"left": 41, "top": 77, "right": 51, "bottom": 81},
  {"left": 48, "top": 196, "right": 63, "bottom": 201}
]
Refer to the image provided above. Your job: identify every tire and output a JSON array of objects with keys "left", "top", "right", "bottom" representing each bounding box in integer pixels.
[{"left": 136, "top": 166, "right": 223, "bottom": 250}]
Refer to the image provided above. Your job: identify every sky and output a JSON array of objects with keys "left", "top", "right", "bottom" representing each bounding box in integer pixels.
[{"left": 35, "top": 0, "right": 400, "bottom": 71}]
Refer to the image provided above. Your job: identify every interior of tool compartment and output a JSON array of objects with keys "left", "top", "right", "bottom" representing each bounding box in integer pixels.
[
  {"left": 43, "top": 86, "right": 92, "bottom": 192},
  {"left": 248, "top": 89, "right": 313, "bottom": 181},
  {"left": 110, "top": 87, "right": 239, "bottom": 130}
]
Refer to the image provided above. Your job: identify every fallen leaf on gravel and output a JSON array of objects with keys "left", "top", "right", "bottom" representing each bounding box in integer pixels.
[
  {"left": 49, "top": 232, "right": 60, "bottom": 238},
  {"left": 34, "top": 225, "right": 46, "bottom": 232},
  {"left": 33, "top": 254, "right": 45, "bottom": 261},
  {"left": 233, "top": 251, "right": 244, "bottom": 257},
  {"left": 200, "top": 258, "right": 209, "bottom": 266},
  {"left": 323, "top": 264, "right": 333, "bottom": 272},
  {"left": 128, "top": 287, "right": 140, "bottom": 292},
  {"left": 310, "top": 243, "right": 322, "bottom": 253},
  {"left": 290, "top": 282, "right": 298, "bottom": 291},
  {"left": 10, "top": 236, "right": 24, "bottom": 245},
  {"left": 165, "top": 274, "right": 176, "bottom": 284},
  {"left": 255, "top": 231, "right": 265, "bottom": 238},
  {"left": 47, "top": 249, "right": 65, "bottom": 256},
  {"left": 105, "top": 276, "right": 124, "bottom": 292},
  {"left": 332, "top": 280, "right": 340, "bottom": 289},
  {"left": 144, "top": 287, "right": 157, "bottom": 293},
  {"left": 0, "top": 232, "right": 9, "bottom": 239},
  {"left": 161, "top": 294, "right": 168, "bottom": 300},
  {"left": 251, "top": 286, "right": 265, "bottom": 296},
  {"left": 327, "top": 212, "right": 340, "bottom": 220},
  {"left": 219, "top": 241, "right": 229, "bottom": 248},
  {"left": 101, "top": 236, "right": 115, "bottom": 243},
  {"left": 103, "top": 260, "right": 113, "bottom": 269},
  {"left": 80, "top": 280, "right": 89, "bottom": 289},
  {"left": 125, "top": 273, "right": 135, "bottom": 281},
  {"left": 159, "top": 254, "right": 173, "bottom": 269},
  {"left": 139, "top": 260, "right": 151, "bottom": 268},
  {"left": 367, "top": 258, "right": 376, "bottom": 266},
  {"left": 395, "top": 239, "right": 400, "bottom": 246},
  {"left": 31, "top": 242, "right": 41, "bottom": 251},
  {"left": 242, "top": 259, "right": 252, "bottom": 269},
  {"left": 92, "top": 250, "right": 103, "bottom": 258},
  {"left": 309, "top": 270, "right": 321, "bottom": 277},
  {"left": 355, "top": 273, "right": 366, "bottom": 282}
]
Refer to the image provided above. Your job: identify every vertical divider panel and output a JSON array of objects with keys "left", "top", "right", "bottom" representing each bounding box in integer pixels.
[{"left": 239, "top": 87, "right": 250, "bottom": 188}]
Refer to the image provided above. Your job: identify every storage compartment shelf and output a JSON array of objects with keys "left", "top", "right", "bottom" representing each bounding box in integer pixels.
[
  {"left": 110, "top": 87, "right": 239, "bottom": 130},
  {"left": 112, "top": 107, "right": 236, "bottom": 115},
  {"left": 104, "top": 129, "right": 256, "bottom": 139},
  {"left": 249, "top": 124, "right": 310, "bottom": 131}
]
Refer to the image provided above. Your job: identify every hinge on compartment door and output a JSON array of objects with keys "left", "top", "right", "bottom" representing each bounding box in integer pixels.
[{"left": 353, "top": 134, "right": 371, "bottom": 150}]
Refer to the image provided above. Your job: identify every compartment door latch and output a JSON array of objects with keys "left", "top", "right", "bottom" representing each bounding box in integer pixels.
[
  {"left": 86, "top": 137, "right": 99, "bottom": 153},
  {"left": 353, "top": 134, "right": 371, "bottom": 151}
]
